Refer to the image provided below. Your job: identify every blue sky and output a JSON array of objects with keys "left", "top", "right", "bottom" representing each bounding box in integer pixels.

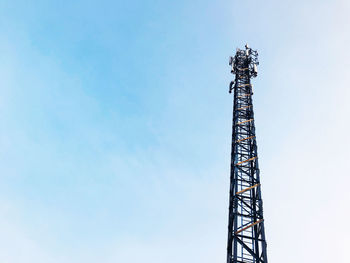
[{"left": 0, "top": 0, "right": 349, "bottom": 262}]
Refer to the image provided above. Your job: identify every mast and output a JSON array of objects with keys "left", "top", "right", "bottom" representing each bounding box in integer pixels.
[{"left": 226, "top": 45, "right": 268, "bottom": 263}]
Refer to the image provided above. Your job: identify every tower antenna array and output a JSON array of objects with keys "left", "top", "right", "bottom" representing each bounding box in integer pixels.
[{"left": 226, "top": 45, "right": 268, "bottom": 263}]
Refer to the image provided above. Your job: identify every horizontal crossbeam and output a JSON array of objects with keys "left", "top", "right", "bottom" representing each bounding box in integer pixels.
[
  {"left": 235, "top": 156, "right": 257, "bottom": 166},
  {"left": 236, "top": 183, "right": 260, "bottom": 195},
  {"left": 237, "top": 119, "right": 253, "bottom": 125},
  {"left": 236, "top": 136, "right": 255, "bottom": 143},
  {"left": 235, "top": 219, "right": 264, "bottom": 235},
  {"left": 237, "top": 105, "right": 251, "bottom": 111}
]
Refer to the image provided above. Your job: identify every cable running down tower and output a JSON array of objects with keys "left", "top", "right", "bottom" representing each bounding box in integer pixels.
[{"left": 226, "top": 45, "right": 268, "bottom": 263}]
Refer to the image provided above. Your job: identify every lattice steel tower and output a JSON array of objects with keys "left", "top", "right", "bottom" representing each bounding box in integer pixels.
[{"left": 226, "top": 45, "right": 268, "bottom": 263}]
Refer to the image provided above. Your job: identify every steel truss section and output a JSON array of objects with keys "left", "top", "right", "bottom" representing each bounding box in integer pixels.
[{"left": 226, "top": 45, "right": 268, "bottom": 263}]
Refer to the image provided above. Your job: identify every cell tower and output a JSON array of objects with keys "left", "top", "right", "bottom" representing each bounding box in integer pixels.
[{"left": 226, "top": 45, "right": 268, "bottom": 263}]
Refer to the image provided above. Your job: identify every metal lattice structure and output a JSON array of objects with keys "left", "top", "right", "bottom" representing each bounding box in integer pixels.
[{"left": 226, "top": 45, "right": 268, "bottom": 263}]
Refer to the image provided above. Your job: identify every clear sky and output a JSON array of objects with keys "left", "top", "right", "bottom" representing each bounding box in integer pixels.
[{"left": 0, "top": 0, "right": 349, "bottom": 262}]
